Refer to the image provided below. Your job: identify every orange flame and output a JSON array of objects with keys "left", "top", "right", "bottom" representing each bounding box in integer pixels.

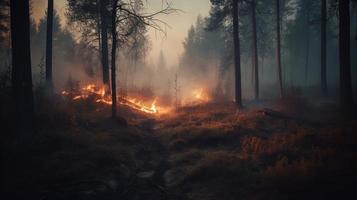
[
  {"left": 62, "top": 84, "right": 160, "bottom": 114},
  {"left": 192, "top": 88, "right": 211, "bottom": 102}
]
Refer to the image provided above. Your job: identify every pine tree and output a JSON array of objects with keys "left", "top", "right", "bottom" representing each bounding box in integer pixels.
[
  {"left": 10, "top": 0, "right": 34, "bottom": 130},
  {"left": 45, "top": 0, "right": 54, "bottom": 91}
]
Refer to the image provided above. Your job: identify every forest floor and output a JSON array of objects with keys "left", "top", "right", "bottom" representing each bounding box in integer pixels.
[{"left": 2, "top": 96, "right": 357, "bottom": 200}]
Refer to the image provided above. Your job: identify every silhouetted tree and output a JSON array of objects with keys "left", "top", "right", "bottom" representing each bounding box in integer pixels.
[
  {"left": 125, "top": 22, "right": 150, "bottom": 89},
  {"left": 111, "top": 0, "right": 118, "bottom": 118},
  {"left": 339, "top": 0, "right": 353, "bottom": 109},
  {"left": 45, "top": 0, "right": 54, "bottom": 91},
  {"left": 10, "top": 0, "right": 34, "bottom": 129},
  {"left": 303, "top": 1, "right": 311, "bottom": 83},
  {"left": 232, "top": 0, "right": 242, "bottom": 106},
  {"left": 100, "top": 0, "right": 110, "bottom": 88},
  {"left": 321, "top": 0, "right": 327, "bottom": 95},
  {"left": 251, "top": 0, "right": 259, "bottom": 100},
  {"left": 276, "top": 0, "right": 283, "bottom": 97},
  {"left": 67, "top": 0, "right": 108, "bottom": 85},
  {"left": 108, "top": 0, "right": 175, "bottom": 118}
]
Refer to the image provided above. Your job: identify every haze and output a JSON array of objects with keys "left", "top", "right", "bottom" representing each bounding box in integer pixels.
[{"left": 32, "top": 0, "right": 211, "bottom": 67}]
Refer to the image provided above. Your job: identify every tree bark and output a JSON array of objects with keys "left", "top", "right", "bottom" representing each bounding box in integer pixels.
[
  {"left": 232, "top": 0, "right": 242, "bottom": 107},
  {"left": 321, "top": 0, "right": 327, "bottom": 95},
  {"left": 339, "top": 0, "right": 353, "bottom": 109},
  {"left": 10, "top": 0, "right": 34, "bottom": 130},
  {"left": 111, "top": 0, "right": 118, "bottom": 118},
  {"left": 251, "top": 0, "right": 259, "bottom": 100},
  {"left": 304, "top": 6, "right": 310, "bottom": 85},
  {"left": 276, "top": 0, "right": 283, "bottom": 97},
  {"left": 46, "top": 0, "right": 53, "bottom": 91},
  {"left": 304, "top": 24, "right": 310, "bottom": 84},
  {"left": 100, "top": 0, "right": 110, "bottom": 89}
]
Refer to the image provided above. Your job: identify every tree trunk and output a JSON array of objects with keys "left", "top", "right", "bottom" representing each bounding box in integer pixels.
[
  {"left": 10, "top": 0, "right": 34, "bottom": 130},
  {"left": 261, "top": 56, "right": 265, "bottom": 85},
  {"left": 251, "top": 0, "right": 259, "bottom": 100},
  {"left": 232, "top": 0, "right": 242, "bottom": 107},
  {"left": 304, "top": 5, "right": 311, "bottom": 85},
  {"left": 321, "top": 0, "right": 327, "bottom": 95},
  {"left": 276, "top": 0, "right": 283, "bottom": 97},
  {"left": 100, "top": 0, "right": 110, "bottom": 89},
  {"left": 304, "top": 24, "right": 310, "bottom": 85},
  {"left": 339, "top": 0, "right": 353, "bottom": 109},
  {"left": 111, "top": 0, "right": 118, "bottom": 118},
  {"left": 46, "top": 0, "right": 53, "bottom": 91}
]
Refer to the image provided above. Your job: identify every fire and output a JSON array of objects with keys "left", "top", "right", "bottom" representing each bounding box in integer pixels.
[
  {"left": 120, "top": 98, "right": 158, "bottom": 114},
  {"left": 73, "top": 95, "right": 83, "bottom": 100},
  {"left": 192, "top": 88, "right": 211, "bottom": 102},
  {"left": 61, "top": 84, "right": 160, "bottom": 114},
  {"left": 83, "top": 84, "right": 105, "bottom": 97},
  {"left": 95, "top": 98, "right": 112, "bottom": 105}
]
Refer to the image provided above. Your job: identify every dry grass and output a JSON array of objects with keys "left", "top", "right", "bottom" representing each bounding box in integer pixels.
[
  {"left": 1, "top": 96, "right": 166, "bottom": 199},
  {"left": 2, "top": 91, "right": 357, "bottom": 200},
  {"left": 156, "top": 100, "right": 357, "bottom": 200}
]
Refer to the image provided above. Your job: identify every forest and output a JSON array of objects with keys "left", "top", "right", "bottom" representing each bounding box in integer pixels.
[{"left": 1, "top": 0, "right": 357, "bottom": 199}]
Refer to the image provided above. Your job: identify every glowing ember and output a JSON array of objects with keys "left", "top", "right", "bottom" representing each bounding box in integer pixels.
[
  {"left": 73, "top": 95, "right": 83, "bottom": 100},
  {"left": 61, "top": 91, "right": 69, "bottom": 95}
]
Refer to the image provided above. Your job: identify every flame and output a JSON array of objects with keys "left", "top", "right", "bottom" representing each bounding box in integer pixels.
[
  {"left": 192, "top": 88, "right": 211, "bottom": 102},
  {"left": 193, "top": 88, "right": 203, "bottom": 99},
  {"left": 61, "top": 84, "right": 160, "bottom": 114},
  {"left": 83, "top": 84, "right": 105, "bottom": 97},
  {"left": 73, "top": 95, "right": 83, "bottom": 100},
  {"left": 121, "top": 97, "right": 158, "bottom": 114},
  {"left": 151, "top": 99, "right": 157, "bottom": 113},
  {"left": 96, "top": 98, "right": 112, "bottom": 105}
]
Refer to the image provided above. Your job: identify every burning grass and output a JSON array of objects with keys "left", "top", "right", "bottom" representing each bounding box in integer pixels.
[{"left": 61, "top": 83, "right": 166, "bottom": 115}]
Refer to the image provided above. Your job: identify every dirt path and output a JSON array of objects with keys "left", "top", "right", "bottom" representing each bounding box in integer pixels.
[
  {"left": 31, "top": 117, "right": 181, "bottom": 200},
  {"left": 127, "top": 119, "right": 186, "bottom": 200},
  {"left": 98, "top": 120, "right": 178, "bottom": 200}
]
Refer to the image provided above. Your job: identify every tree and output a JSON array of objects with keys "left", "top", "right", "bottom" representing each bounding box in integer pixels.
[
  {"left": 125, "top": 22, "right": 150, "bottom": 89},
  {"left": 256, "top": 0, "right": 275, "bottom": 85},
  {"left": 108, "top": 0, "right": 175, "bottom": 118},
  {"left": 100, "top": 0, "right": 110, "bottom": 89},
  {"left": 46, "top": 0, "right": 54, "bottom": 91},
  {"left": 339, "top": 0, "right": 353, "bottom": 109},
  {"left": 321, "top": 0, "right": 327, "bottom": 95},
  {"left": 232, "top": 0, "right": 242, "bottom": 106},
  {"left": 111, "top": 0, "right": 118, "bottom": 118},
  {"left": 251, "top": 0, "right": 259, "bottom": 100},
  {"left": 303, "top": 1, "right": 311, "bottom": 83},
  {"left": 276, "top": 0, "right": 283, "bottom": 97},
  {"left": 207, "top": 0, "right": 280, "bottom": 100},
  {"left": 67, "top": 0, "right": 107, "bottom": 86},
  {"left": 10, "top": 0, "right": 34, "bottom": 129},
  {"left": 67, "top": 0, "right": 157, "bottom": 91}
]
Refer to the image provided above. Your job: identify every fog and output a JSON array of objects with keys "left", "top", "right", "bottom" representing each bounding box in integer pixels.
[{"left": 2, "top": 0, "right": 356, "bottom": 108}]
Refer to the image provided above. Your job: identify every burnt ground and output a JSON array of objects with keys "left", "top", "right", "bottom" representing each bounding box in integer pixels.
[{"left": 1, "top": 97, "right": 357, "bottom": 200}]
